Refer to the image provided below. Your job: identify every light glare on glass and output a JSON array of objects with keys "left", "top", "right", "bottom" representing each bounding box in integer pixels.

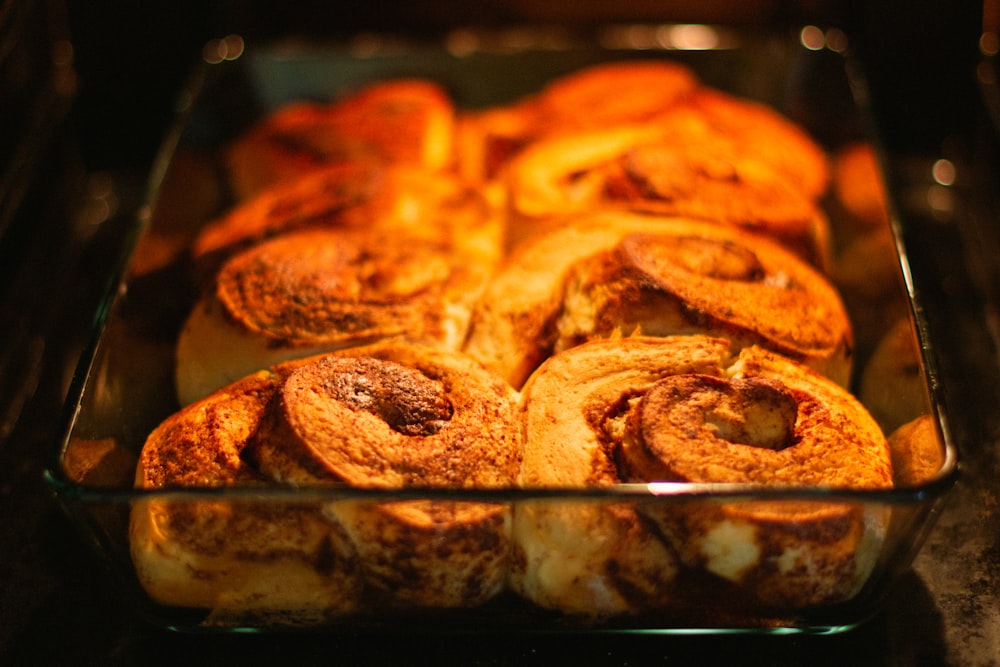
[
  {"left": 932, "top": 159, "right": 956, "bottom": 186},
  {"left": 800, "top": 26, "right": 826, "bottom": 51},
  {"left": 203, "top": 35, "right": 245, "bottom": 64},
  {"left": 661, "top": 24, "right": 719, "bottom": 50}
]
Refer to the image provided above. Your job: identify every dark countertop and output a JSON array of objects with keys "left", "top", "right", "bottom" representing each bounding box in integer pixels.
[{"left": 2, "top": 2, "right": 999, "bottom": 664}]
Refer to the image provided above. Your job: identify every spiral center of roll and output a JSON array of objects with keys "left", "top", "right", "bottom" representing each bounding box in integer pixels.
[
  {"left": 619, "top": 374, "right": 798, "bottom": 482},
  {"left": 318, "top": 357, "right": 454, "bottom": 436},
  {"left": 618, "top": 233, "right": 765, "bottom": 283}
]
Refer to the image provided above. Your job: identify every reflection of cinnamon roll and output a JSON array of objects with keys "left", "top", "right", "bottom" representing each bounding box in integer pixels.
[
  {"left": 887, "top": 415, "right": 945, "bottom": 487},
  {"left": 512, "top": 335, "right": 731, "bottom": 615},
  {"left": 249, "top": 341, "right": 522, "bottom": 608},
  {"left": 833, "top": 141, "right": 891, "bottom": 239},
  {"left": 130, "top": 371, "right": 362, "bottom": 624},
  {"left": 832, "top": 225, "right": 908, "bottom": 356},
  {"left": 226, "top": 79, "right": 455, "bottom": 199},
  {"left": 463, "top": 211, "right": 852, "bottom": 390},
  {"left": 176, "top": 224, "right": 496, "bottom": 406},
  {"left": 505, "top": 121, "right": 831, "bottom": 263},
  {"left": 191, "top": 162, "right": 498, "bottom": 280},
  {"left": 860, "top": 317, "right": 926, "bottom": 434}
]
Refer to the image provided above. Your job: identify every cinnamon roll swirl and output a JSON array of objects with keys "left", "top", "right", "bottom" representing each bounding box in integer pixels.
[
  {"left": 676, "top": 87, "right": 830, "bottom": 200},
  {"left": 615, "top": 344, "right": 892, "bottom": 608},
  {"left": 512, "top": 335, "right": 732, "bottom": 615},
  {"left": 463, "top": 211, "right": 852, "bottom": 391},
  {"left": 130, "top": 370, "right": 362, "bottom": 623},
  {"left": 190, "top": 162, "right": 499, "bottom": 280},
  {"left": 514, "top": 336, "right": 892, "bottom": 612},
  {"left": 225, "top": 79, "right": 455, "bottom": 200},
  {"left": 249, "top": 341, "right": 522, "bottom": 608},
  {"left": 176, "top": 223, "right": 496, "bottom": 406},
  {"left": 504, "top": 120, "right": 831, "bottom": 264}
]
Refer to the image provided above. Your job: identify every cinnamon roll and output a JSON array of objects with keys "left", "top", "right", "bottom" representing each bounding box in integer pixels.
[
  {"left": 456, "top": 59, "right": 698, "bottom": 185},
  {"left": 134, "top": 340, "right": 522, "bottom": 616},
  {"left": 130, "top": 370, "right": 362, "bottom": 623},
  {"left": 512, "top": 335, "right": 732, "bottom": 615},
  {"left": 176, "top": 223, "right": 496, "bottom": 406},
  {"left": 247, "top": 340, "right": 522, "bottom": 608},
  {"left": 614, "top": 344, "right": 892, "bottom": 608},
  {"left": 504, "top": 121, "right": 831, "bottom": 263},
  {"left": 676, "top": 87, "right": 830, "bottom": 200},
  {"left": 515, "top": 336, "right": 891, "bottom": 612},
  {"left": 463, "top": 211, "right": 852, "bottom": 391},
  {"left": 190, "top": 162, "right": 499, "bottom": 281},
  {"left": 225, "top": 79, "right": 455, "bottom": 200}
]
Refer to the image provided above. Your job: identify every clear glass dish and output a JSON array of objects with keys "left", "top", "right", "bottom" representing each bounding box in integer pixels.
[{"left": 46, "top": 24, "right": 959, "bottom": 635}]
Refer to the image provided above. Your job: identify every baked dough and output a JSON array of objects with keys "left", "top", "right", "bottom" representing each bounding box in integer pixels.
[
  {"left": 249, "top": 341, "right": 522, "bottom": 608},
  {"left": 135, "top": 341, "right": 522, "bottom": 618},
  {"left": 456, "top": 59, "right": 699, "bottom": 185},
  {"left": 190, "top": 162, "right": 499, "bottom": 280},
  {"left": 515, "top": 337, "right": 891, "bottom": 612},
  {"left": 618, "top": 345, "right": 891, "bottom": 608},
  {"left": 463, "top": 211, "right": 852, "bottom": 390},
  {"left": 226, "top": 79, "right": 455, "bottom": 199},
  {"left": 512, "top": 335, "right": 732, "bottom": 615},
  {"left": 130, "top": 371, "right": 362, "bottom": 624},
  {"left": 504, "top": 120, "right": 831, "bottom": 264},
  {"left": 176, "top": 224, "right": 495, "bottom": 406}
]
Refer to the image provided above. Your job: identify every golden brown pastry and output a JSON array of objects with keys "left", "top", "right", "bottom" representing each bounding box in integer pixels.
[
  {"left": 463, "top": 211, "right": 853, "bottom": 391},
  {"left": 176, "top": 223, "right": 496, "bottom": 406},
  {"left": 134, "top": 340, "right": 522, "bottom": 618},
  {"left": 226, "top": 79, "right": 455, "bottom": 199},
  {"left": 249, "top": 341, "right": 522, "bottom": 608},
  {"left": 190, "top": 162, "right": 499, "bottom": 280},
  {"left": 515, "top": 336, "right": 891, "bottom": 612},
  {"left": 130, "top": 370, "right": 363, "bottom": 624},
  {"left": 676, "top": 87, "right": 830, "bottom": 200},
  {"left": 512, "top": 335, "right": 731, "bottom": 615},
  {"left": 504, "top": 121, "right": 831, "bottom": 263},
  {"left": 456, "top": 59, "right": 699, "bottom": 185}
]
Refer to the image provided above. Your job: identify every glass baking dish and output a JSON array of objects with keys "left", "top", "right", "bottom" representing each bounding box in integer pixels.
[{"left": 45, "top": 24, "right": 959, "bottom": 634}]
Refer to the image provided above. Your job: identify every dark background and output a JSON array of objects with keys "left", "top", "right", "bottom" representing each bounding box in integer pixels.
[{"left": 2, "top": 1, "right": 998, "bottom": 664}]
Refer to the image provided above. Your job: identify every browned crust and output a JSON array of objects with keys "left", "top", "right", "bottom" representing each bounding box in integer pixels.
[
  {"left": 463, "top": 211, "right": 852, "bottom": 390},
  {"left": 225, "top": 79, "right": 455, "bottom": 199}
]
